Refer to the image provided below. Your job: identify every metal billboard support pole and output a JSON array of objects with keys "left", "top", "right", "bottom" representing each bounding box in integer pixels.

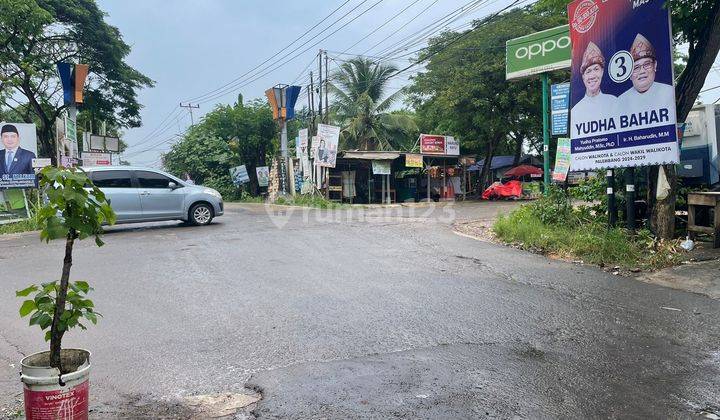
[
  {"left": 541, "top": 73, "right": 551, "bottom": 196},
  {"left": 607, "top": 169, "right": 618, "bottom": 228},
  {"left": 625, "top": 168, "right": 636, "bottom": 233},
  {"left": 280, "top": 120, "right": 288, "bottom": 196}
]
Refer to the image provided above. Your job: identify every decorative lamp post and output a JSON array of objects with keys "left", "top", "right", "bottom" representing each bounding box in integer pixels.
[{"left": 265, "top": 84, "right": 301, "bottom": 195}]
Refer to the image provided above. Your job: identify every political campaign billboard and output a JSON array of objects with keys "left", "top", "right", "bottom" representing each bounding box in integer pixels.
[
  {"left": 1, "top": 122, "right": 38, "bottom": 189},
  {"left": 568, "top": 0, "right": 678, "bottom": 171},
  {"left": 316, "top": 124, "right": 340, "bottom": 168},
  {"left": 229, "top": 165, "right": 250, "bottom": 186}
]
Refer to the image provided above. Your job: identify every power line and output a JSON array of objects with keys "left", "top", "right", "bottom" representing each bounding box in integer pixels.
[
  {"left": 189, "top": 0, "right": 375, "bottom": 105},
  {"left": 124, "top": 109, "right": 188, "bottom": 151},
  {"left": 194, "top": 0, "right": 386, "bottom": 105},
  {"left": 340, "top": 0, "right": 425, "bottom": 54},
  {"left": 182, "top": 0, "right": 354, "bottom": 104},
  {"left": 361, "top": 0, "right": 440, "bottom": 56}
]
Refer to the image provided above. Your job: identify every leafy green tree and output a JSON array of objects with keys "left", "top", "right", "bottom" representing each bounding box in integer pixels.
[
  {"left": 330, "top": 58, "right": 418, "bottom": 151},
  {"left": 0, "top": 0, "right": 153, "bottom": 158},
  {"left": 163, "top": 99, "right": 278, "bottom": 197},
  {"left": 535, "top": 0, "right": 720, "bottom": 239},
  {"left": 407, "top": 7, "right": 564, "bottom": 186}
]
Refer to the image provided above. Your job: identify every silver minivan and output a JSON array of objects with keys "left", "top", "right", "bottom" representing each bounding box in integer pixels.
[{"left": 84, "top": 166, "right": 224, "bottom": 226}]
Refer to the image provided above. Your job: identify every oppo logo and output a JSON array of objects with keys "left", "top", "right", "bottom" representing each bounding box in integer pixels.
[{"left": 515, "top": 36, "right": 571, "bottom": 60}]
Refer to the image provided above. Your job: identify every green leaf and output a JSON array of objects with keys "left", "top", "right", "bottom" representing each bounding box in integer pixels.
[
  {"left": 74, "top": 281, "right": 90, "bottom": 293},
  {"left": 38, "top": 313, "right": 53, "bottom": 330},
  {"left": 29, "top": 311, "right": 43, "bottom": 326},
  {"left": 84, "top": 312, "right": 98, "bottom": 325},
  {"left": 44, "top": 331, "right": 51, "bottom": 342},
  {"left": 16, "top": 285, "right": 38, "bottom": 297},
  {"left": 19, "top": 300, "right": 37, "bottom": 317}
]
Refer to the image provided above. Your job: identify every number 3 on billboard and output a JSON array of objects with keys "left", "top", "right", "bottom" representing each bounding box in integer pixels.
[{"left": 609, "top": 50, "right": 633, "bottom": 83}]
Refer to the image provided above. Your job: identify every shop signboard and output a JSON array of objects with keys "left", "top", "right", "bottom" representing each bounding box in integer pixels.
[
  {"left": 553, "top": 137, "right": 572, "bottom": 182},
  {"left": 445, "top": 136, "right": 460, "bottom": 155},
  {"left": 81, "top": 152, "right": 111, "bottom": 166},
  {"left": 420, "top": 134, "right": 446, "bottom": 155},
  {"left": 316, "top": 124, "right": 340, "bottom": 168},
  {"left": 372, "top": 160, "right": 391, "bottom": 175},
  {"left": 551, "top": 83, "right": 570, "bottom": 135},
  {"left": 506, "top": 25, "right": 571, "bottom": 80},
  {"left": 1, "top": 122, "right": 39, "bottom": 189},
  {"left": 568, "top": 0, "right": 678, "bottom": 171},
  {"left": 405, "top": 154, "right": 423, "bottom": 168}
]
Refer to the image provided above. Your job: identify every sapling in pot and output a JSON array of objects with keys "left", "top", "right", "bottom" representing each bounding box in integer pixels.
[{"left": 15, "top": 167, "right": 115, "bottom": 419}]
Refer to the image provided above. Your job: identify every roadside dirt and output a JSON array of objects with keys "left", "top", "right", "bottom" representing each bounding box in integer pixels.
[{"left": 453, "top": 219, "right": 720, "bottom": 300}]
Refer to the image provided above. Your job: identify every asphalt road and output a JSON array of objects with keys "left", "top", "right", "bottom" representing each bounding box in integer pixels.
[{"left": 1, "top": 202, "right": 719, "bottom": 419}]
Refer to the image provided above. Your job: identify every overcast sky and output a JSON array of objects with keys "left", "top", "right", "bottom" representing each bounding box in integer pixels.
[{"left": 97, "top": 0, "right": 720, "bottom": 168}]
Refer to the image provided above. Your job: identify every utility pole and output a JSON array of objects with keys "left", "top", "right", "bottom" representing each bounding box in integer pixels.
[
  {"left": 179, "top": 102, "right": 200, "bottom": 125},
  {"left": 324, "top": 50, "right": 329, "bottom": 124},
  {"left": 309, "top": 71, "right": 315, "bottom": 133},
  {"left": 317, "top": 50, "right": 323, "bottom": 123}
]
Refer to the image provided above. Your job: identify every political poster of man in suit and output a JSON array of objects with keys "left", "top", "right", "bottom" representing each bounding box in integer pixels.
[
  {"left": 1, "top": 122, "right": 38, "bottom": 189},
  {"left": 568, "top": 0, "right": 678, "bottom": 172}
]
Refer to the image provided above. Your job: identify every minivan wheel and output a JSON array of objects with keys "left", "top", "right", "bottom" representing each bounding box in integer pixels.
[{"left": 189, "top": 203, "right": 214, "bottom": 226}]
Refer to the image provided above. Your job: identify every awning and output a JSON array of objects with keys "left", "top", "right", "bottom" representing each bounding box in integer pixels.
[{"left": 340, "top": 151, "right": 400, "bottom": 160}]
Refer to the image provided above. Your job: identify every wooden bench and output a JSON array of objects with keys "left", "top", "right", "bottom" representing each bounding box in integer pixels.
[{"left": 687, "top": 192, "right": 720, "bottom": 248}]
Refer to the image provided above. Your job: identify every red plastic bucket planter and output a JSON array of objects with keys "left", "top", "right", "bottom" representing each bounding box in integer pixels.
[{"left": 20, "top": 349, "right": 91, "bottom": 420}]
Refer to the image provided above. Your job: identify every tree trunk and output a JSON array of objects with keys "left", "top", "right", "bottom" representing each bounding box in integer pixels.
[
  {"left": 512, "top": 134, "right": 523, "bottom": 166},
  {"left": 675, "top": 1, "right": 720, "bottom": 122},
  {"left": 479, "top": 139, "right": 496, "bottom": 190},
  {"left": 49, "top": 229, "right": 76, "bottom": 371},
  {"left": 650, "top": 0, "right": 720, "bottom": 239}
]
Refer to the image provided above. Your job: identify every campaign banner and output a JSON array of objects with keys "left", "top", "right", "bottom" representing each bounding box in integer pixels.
[
  {"left": 316, "top": 124, "right": 340, "bottom": 168},
  {"left": 568, "top": 0, "right": 678, "bottom": 171},
  {"left": 1, "top": 122, "right": 38, "bottom": 189},
  {"left": 256, "top": 166, "right": 270, "bottom": 187},
  {"left": 57, "top": 114, "right": 80, "bottom": 167},
  {"left": 553, "top": 137, "right": 572, "bottom": 182},
  {"left": 551, "top": 83, "right": 570, "bottom": 136},
  {"left": 299, "top": 128, "right": 309, "bottom": 149},
  {"left": 230, "top": 165, "right": 250, "bottom": 186}
]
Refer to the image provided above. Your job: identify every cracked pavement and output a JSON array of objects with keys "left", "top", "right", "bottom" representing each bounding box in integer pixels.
[{"left": 0, "top": 202, "right": 719, "bottom": 418}]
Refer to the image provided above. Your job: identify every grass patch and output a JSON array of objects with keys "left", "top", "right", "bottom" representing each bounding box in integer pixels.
[
  {"left": 492, "top": 205, "right": 682, "bottom": 270},
  {"left": 0, "top": 217, "right": 40, "bottom": 235},
  {"left": 276, "top": 194, "right": 347, "bottom": 209}
]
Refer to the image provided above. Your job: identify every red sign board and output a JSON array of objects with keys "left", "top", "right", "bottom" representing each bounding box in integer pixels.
[{"left": 420, "top": 134, "right": 445, "bottom": 155}]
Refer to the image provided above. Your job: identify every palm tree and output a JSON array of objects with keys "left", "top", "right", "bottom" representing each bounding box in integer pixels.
[{"left": 329, "top": 58, "right": 418, "bottom": 151}]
